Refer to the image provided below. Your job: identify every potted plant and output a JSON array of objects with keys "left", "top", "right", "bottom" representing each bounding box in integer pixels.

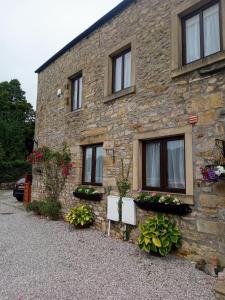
[
  {"left": 138, "top": 214, "right": 182, "bottom": 256},
  {"left": 201, "top": 165, "right": 225, "bottom": 183},
  {"left": 134, "top": 192, "right": 192, "bottom": 215},
  {"left": 65, "top": 205, "right": 95, "bottom": 228},
  {"left": 73, "top": 186, "right": 102, "bottom": 201}
]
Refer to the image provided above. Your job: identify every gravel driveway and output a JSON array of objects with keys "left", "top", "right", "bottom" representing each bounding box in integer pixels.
[{"left": 0, "top": 190, "right": 216, "bottom": 300}]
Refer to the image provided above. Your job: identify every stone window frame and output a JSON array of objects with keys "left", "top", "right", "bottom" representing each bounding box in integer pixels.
[
  {"left": 171, "top": 0, "right": 225, "bottom": 78},
  {"left": 67, "top": 71, "right": 83, "bottom": 113},
  {"left": 142, "top": 135, "right": 186, "bottom": 194},
  {"left": 103, "top": 38, "right": 136, "bottom": 103},
  {"left": 82, "top": 143, "right": 103, "bottom": 186},
  {"left": 133, "top": 126, "right": 194, "bottom": 204}
]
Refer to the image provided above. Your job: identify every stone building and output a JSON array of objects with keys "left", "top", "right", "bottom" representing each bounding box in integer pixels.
[{"left": 33, "top": 0, "right": 225, "bottom": 266}]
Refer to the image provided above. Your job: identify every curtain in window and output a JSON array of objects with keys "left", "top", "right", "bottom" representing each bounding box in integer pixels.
[
  {"left": 84, "top": 148, "right": 92, "bottom": 182},
  {"left": 124, "top": 51, "right": 131, "bottom": 89},
  {"left": 146, "top": 143, "right": 160, "bottom": 187},
  {"left": 95, "top": 146, "right": 103, "bottom": 183},
  {"left": 167, "top": 140, "right": 185, "bottom": 189},
  {"left": 203, "top": 4, "right": 220, "bottom": 57},
  {"left": 115, "top": 56, "right": 122, "bottom": 92},
  {"left": 185, "top": 14, "right": 200, "bottom": 63},
  {"left": 72, "top": 79, "right": 78, "bottom": 110},
  {"left": 78, "top": 77, "right": 82, "bottom": 108}
]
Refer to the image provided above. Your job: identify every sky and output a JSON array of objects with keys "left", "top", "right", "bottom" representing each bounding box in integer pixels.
[{"left": 0, "top": 0, "right": 122, "bottom": 109}]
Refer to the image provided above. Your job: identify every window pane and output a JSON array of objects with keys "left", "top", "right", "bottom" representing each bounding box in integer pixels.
[
  {"left": 185, "top": 14, "right": 200, "bottom": 63},
  {"left": 124, "top": 51, "right": 131, "bottom": 89},
  {"left": 72, "top": 79, "right": 78, "bottom": 110},
  {"left": 78, "top": 77, "right": 82, "bottom": 109},
  {"left": 95, "top": 146, "right": 103, "bottom": 184},
  {"left": 167, "top": 140, "right": 185, "bottom": 189},
  {"left": 84, "top": 147, "right": 92, "bottom": 182},
  {"left": 115, "top": 56, "right": 122, "bottom": 92},
  {"left": 146, "top": 142, "right": 160, "bottom": 187},
  {"left": 203, "top": 4, "right": 220, "bottom": 57}
]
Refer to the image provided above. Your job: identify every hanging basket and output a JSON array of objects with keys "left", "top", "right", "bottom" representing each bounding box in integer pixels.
[
  {"left": 134, "top": 200, "right": 192, "bottom": 215},
  {"left": 73, "top": 191, "right": 102, "bottom": 201}
]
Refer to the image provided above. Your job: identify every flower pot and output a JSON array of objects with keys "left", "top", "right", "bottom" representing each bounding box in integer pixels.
[
  {"left": 134, "top": 200, "right": 192, "bottom": 215},
  {"left": 73, "top": 191, "right": 102, "bottom": 201}
]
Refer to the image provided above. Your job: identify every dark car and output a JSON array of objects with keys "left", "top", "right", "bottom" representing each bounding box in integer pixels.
[{"left": 13, "top": 178, "right": 25, "bottom": 201}]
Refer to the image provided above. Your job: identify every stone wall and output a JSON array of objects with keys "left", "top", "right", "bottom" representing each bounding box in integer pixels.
[{"left": 33, "top": 0, "right": 225, "bottom": 267}]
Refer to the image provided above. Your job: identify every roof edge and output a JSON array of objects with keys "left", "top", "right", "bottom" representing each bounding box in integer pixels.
[{"left": 35, "top": 0, "right": 135, "bottom": 74}]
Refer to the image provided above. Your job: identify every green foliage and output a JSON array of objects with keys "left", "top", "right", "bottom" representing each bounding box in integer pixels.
[
  {"left": 136, "top": 192, "right": 182, "bottom": 205},
  {"left": 138, "top": 214, "right": 182, "bottom": 256},
  {"left": 26, "top": 200, "right": 44, "bottom": 215},
  {"left": 75, "top": 186, "right": 98, "bottom": 195},
  {"left": 0, "top": 79, "right": 35, "bottom": 161},
  {"left": 30, "top": 146, "right": 72, "bottom": 202},
  {"left": 0, "top": 160, "right": 31, "bottom": 183},
  {"left": 65, "top": 205, "right": 95, "bottom": 228},
  {"left": 27, "top": 199, "right": 61, "bottom": 220},
  {"left": 40, "top": 198, "right": 61, "bottom": 220},
  {"left": 0, "top": 144, "right": 5, "bottom": 161}
]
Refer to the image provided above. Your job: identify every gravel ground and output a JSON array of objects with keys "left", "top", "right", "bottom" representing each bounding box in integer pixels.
[{"left": 0, "top": 190, "right": 216, "bottom": 300}]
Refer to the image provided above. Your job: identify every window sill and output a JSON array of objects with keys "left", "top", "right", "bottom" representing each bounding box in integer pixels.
[
  {"left": 103, "top": 85, "right": 136, "bottom": 103},
  {"left": 171, "top": 51, "right": 225, "bottom": 78},
  {"left": 65, "top": 108, "right": 83, "bottom": 116}
]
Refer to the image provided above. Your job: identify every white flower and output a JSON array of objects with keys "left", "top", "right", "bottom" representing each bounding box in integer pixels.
[
  {"left": 160, "top": 196, "right": 165, "bottom": 202},
  {"left": 217, "top": 166, "right": 225, "bottom": 174}
]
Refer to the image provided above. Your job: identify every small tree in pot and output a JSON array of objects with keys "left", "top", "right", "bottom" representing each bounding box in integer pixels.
[{"left": 116, "top": 159, "right": 131, "bottom": 222}]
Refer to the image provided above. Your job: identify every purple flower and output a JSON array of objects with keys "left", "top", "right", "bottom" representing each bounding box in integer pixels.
[{"left": 207, "top": 168, "right": 219, "bottom": 182}]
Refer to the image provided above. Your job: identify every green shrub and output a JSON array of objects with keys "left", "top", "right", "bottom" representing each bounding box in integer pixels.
[
  {"left": 40, "top": 198, "right": 61, "bottom": 220},
  {"left": 138, "top": 214, "right": 182, "bottom": 256},
  {"left": 65, "top": 205, "right": 95, "bottom": 228},
  {"left": 26, "top": 199, "right": 61, "bottom": 220},
  {"left": 26, "top": 200, "right": 43, "bottom": 215}
]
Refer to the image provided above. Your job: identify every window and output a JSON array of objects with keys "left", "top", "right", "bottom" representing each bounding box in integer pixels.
[
  {"left": 182, "top": 1, "right": 222, "bottom": 64},
  {"left": 112, "top": 48, "right": 131, "bottom": 93},
  {"left": 71, "top": 74, "right": 82, "bottom": 111},
  {"left": 83, "top": 144, "right": 103, "bottom": 185},
  {"left": 142, "top": 136, "right": 185, "bottom": 193}
]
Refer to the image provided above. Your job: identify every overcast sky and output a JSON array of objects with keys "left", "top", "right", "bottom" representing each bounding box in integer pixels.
[{"left": 0, "top": 0, "right": 122, "bottom": 109}]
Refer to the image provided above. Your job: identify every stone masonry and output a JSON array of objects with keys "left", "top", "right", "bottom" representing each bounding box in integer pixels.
[{"left": 33, "top": 0, "right": 225, "bottom": 267}]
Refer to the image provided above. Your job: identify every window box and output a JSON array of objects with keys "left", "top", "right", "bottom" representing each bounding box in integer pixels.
[
  {"left": 134, "top": 199, "right": 192, "bottom": 215},
  {"left": 73, "top": 187, "right": 102, "bottom": 201}
]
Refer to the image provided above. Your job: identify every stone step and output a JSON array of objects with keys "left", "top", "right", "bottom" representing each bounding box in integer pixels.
[{"left": 215, "top": 281, "right": 225, "bottom": 300}]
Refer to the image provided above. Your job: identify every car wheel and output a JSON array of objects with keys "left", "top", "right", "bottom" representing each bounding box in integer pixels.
[{"left": 16, "top": 196, "right": 23, "bottom": 202}]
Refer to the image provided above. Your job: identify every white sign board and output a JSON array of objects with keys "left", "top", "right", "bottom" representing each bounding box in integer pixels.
[
  {"left": 122, "top": 197, "right": 136, "bottom": 225},
  {"left": 107, "top": 195, "right": 119, "bottom": 221}
]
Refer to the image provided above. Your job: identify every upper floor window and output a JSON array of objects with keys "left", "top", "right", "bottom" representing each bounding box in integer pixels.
[
  {"left": 83, "top": 144, "right": 103, "bottom": 186},
  {"left": 112, "top": 48, "right": 131, "bottom": 93},
  {"left": 142, "top": 136, "right": 185, "bottom": 193},
  {"left": 71, "top": 74, "right": 82, "bottom": 111},
  {"left": 182, "top": 1, "right": 222, "bottom": 64}
]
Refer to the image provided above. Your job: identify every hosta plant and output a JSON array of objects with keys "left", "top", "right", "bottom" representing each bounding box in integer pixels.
[
  {"left": 65, "top": 205, "right": 95, "bottom": 228},
  {"left": 138, "top": 214, "right": 182, "bottom": 256}
]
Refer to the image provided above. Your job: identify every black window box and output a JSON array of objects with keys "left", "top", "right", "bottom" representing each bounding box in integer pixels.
[
  {"left": 134, "top": 200, "right": 192, "bottom": 215},
  {"left": 73, "top": 191, "right": 102, "bottom": 201}
]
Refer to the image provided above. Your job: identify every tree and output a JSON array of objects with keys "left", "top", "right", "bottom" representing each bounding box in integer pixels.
[{"left": 0, "top": 79, "right": 35, "bottom": 161}]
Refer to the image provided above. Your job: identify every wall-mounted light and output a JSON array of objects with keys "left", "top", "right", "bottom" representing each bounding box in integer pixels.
[{"left": 57, "top": 89, "right": 63, "bottom": 97}]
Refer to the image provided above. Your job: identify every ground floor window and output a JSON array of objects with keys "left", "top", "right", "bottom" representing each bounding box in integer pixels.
[
  {"left": 142, "top": 136, "right": 185, "bottom": 193},
  {"left": 82, "top": 144, "right": 103, "bottom": 185}
]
